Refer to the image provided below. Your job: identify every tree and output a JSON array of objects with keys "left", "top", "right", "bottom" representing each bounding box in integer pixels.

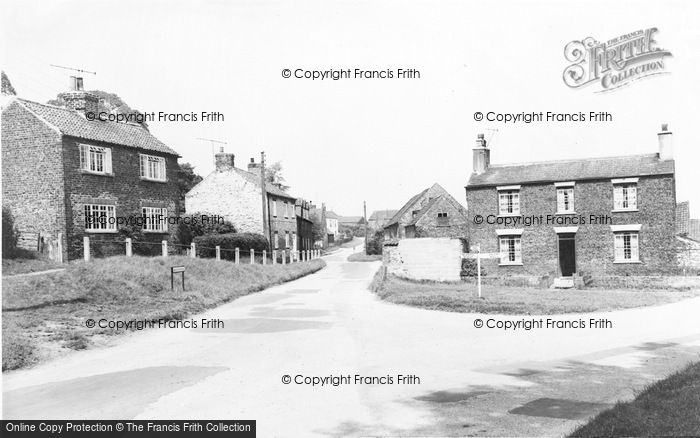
[
  {"left": 177, "top": 163, "right": 203, "bottom": 212},
  {"left": 47, "top": 89, "right": 150, "bottom": 129},
  {"left": 1, "top": 71, "right": 17, "bottom": 96},
  {"left": 309, "top": 210, "right": 325, "bottom": 242},
  {"left": 266, "top": 161, "right": 290, "bottom": 191}
]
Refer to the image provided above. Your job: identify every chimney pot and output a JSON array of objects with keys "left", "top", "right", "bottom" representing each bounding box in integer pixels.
[
  {"left": 472, "top": 133, "right": 490, "bottom": 174},
  {"left": 658, "top": 123, "right": 673, "bottom": 161}
]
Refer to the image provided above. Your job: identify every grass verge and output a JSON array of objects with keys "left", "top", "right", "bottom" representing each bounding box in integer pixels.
[
  {"left": 2, "top": 255, "right": 325, "bottom": 371},
  {"left": 2, "top": 257, "right": 63, "bottom": 276},
  {"left": 370, "top": 271, "right": 700, "bottom": 315},
  {"left": 569, "top": 361, "right": 700, "bottom": 437},
  {"left": 347, "top": 253, "right": 382, "bottom": 262}
]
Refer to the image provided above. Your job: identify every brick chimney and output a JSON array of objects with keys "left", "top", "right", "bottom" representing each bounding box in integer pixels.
[
  {"left": 658, "top": 123, "right": 673, "bottom": 161},
  {"left": 473, "top": 133, "right": 490, "bottom": 174},
  {"left": 248, "top": 157, "right": 262, "bottom": 176},
  {"left": 215, "top": 148, "right": 235, "bottom": 172},
  {"left": 59, "top": 76, "right": 99, "bottom": 116}
]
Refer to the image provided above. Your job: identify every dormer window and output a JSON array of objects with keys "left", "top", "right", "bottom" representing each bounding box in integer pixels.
[
  {"left": 612, "top": 178, "right": 638, "bottom": 212},
  {"left": 497, "top": 185, "right": 521, "bottom": 216}
]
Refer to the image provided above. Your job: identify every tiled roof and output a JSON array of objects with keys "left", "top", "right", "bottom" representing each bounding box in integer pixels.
[
  {"left": 338, "top": 216, "right": 364, "bottom": 224},
  {"left": 407, "top": 197, "right": 439, "bottom": 226},
  {"left": 233, "top": 167, "right": 295, "bottom": 199},
  {"left": 369, "top": 209, "right": 398, "bottom": 221},
  {"left": 16, "top": 98, "right": 180, "bottom": 156},
  {"left": 385, "top": 189, "right": 429, "bottom": 227},
  {"left": 467, "top": 153, "right": 674, "bottom": 188},
  {"left": 326, "top": 211, "right": 340, "bottom": 219}
]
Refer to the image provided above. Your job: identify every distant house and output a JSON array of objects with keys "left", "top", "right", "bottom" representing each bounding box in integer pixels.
[
  {"left": 338, "top": 216, "right": 364, "bottom": 227},
  {"left": 1, "top": 78, "right": 180, "bottom": 260},
  {"left": 691, "top": 219, "right": 700, "bottom": 242},
  {"left": 384, "top": 183, "right": 468, "bottom": 240},
  {"left": 465, "top": 127, "right": 679, "bottom": 282},
  {"left": 325, "top": 210, "right": 339, "bottom": 243},
  {"left": 367, "top": 209, "right": 397, "bottom": 230},
  {"left": 186, "top": 153, "right": 313, "bottom": 252}
]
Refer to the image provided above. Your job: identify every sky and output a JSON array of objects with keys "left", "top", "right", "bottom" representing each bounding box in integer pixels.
[{"left": 2, "top": 0, "right": 699, "bottom": 217}]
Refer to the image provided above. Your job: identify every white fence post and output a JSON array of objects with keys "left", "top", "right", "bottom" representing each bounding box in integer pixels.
[
  {"left": 216, "top": 245, "right": 221, "bottom": 261},
  {"left": 125, "top": 238, "right": 132, "bottom": 257},
  {"left": 162, "top": 240, "right": 168, "bottom": 257},
  {"left": 83, "top": 236, "right": 90, "bottom": 261},
  {"left": 57, "top": 233, "right": 64, "bottom": 264},
  {"left": 296, "top": 250, "right": 300, "bottom": 262},
  {"left": 272, "top": 250, "right": 277, "bottom": 264},
  {"left": 250, "top": 249, "right": 255, "bottom": 264},
  {"left": 282, "top": 250, "right": 286, "bottom": 265},
  {"left": 262, "top": 250, "right": 267, "bottom": 265},
  {"left": 190, "top": 242, "right": 196, "bottom": 258},
  {"left": 235, "top": 248, "right": 240, "bottom": 264}
]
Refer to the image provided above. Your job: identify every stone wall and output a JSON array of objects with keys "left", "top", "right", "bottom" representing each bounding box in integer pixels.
[{"left": 383, "top": 238, "right": 462, "bottom": 282}]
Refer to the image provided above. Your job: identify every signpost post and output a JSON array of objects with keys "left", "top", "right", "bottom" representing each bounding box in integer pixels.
[
  {"left": 171, "top": 266, "right": 185, "bottom": 291},
  {"left": 465, "top": 245, "right": 501, "bottom": 299}
]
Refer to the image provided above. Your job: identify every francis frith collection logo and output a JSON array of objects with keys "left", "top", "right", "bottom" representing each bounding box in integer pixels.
[{"left": 563, "top": 28, "right": 672, "bottom": 92}]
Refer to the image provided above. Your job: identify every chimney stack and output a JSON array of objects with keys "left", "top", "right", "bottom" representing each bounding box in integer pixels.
[
  {"left": 248, "top": 157, "right": 262, "bottom": 176},
  {"left": 658, "top": 124, "right": 673, "bottom": 161},
  {"left": 472, "top": 133, "right": 490, "bottom": 174},
  {"left": 59, "top": 76, "right": 99, "bottom": 117},
  {"left": 215, "top": 152, "right": 235, "bottom": 172}
]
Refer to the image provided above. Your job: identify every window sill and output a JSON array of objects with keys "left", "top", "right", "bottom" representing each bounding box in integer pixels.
[
  {"left": 497, "top": 213, "right": 521, "bottom": 218},
  {"left": 143, "top": 230, "right": 168, "bottom": 234},
  {"left": 611, "top": 209, "right": 639, "bottom": 213},
  {"left": 85, "top": 229, "right": 118, "bottom": 234},
  {"left": 80, "top": 170, "right": 114, "bottom": 177},
  {"left": 499, "top": 262, "right": 523, "bottom": 266},
  {"left": 140, "top": 177, "right": 167, "bottom": 183},
  {"left": 613, "top": 260, "right": 642, "bottom": 264},
  {"left": 555, "top": 211, "right": 576, "bottom": 215}
]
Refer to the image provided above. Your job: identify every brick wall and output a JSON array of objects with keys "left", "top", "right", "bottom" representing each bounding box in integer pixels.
[
  {"left": 1, "top": 101, "right": 67, "bottom": 258},
  {"left": 62, "top": 136, "right": 179, "bottom": 259},
  {"left": 383, "top": 238, "right": 462, "bottom": 282},
  {"left": 268, "top": 195, "right": 298, "bottom": 250},
  {"left": 466, "top": 175, "right": 678, "bottom": 277}
]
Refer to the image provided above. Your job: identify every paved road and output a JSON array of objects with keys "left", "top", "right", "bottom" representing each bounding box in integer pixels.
[{"left": 3, "top": 247, "right": 700, "bottom": 436}]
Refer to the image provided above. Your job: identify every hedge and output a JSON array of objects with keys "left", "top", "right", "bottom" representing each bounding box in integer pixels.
[{"left": 193, "top": 233, "right": 269, "bottom": 260}]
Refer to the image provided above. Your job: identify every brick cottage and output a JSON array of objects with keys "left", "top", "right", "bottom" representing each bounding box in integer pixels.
[
  {"left": 185, "top": 152, "right": 314, "bottom": 253},
  {"left": 465, "top": 127, "right": 679, "bottom": 285},
  {"left": 1, "top": 79, "right": 180, "bottom": 260}
]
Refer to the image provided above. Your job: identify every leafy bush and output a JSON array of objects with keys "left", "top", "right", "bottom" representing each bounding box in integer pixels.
[
  {"left": 193, "top": 233, "right": 268, "bottom": 260},
  {"left": 170, "top": 212, "right": 236, "bottom": 247},
  {"left": 461, "top": 258, "right": 486, "bottom": 277},
  {"left": 366, "top": 229, "right": 384, "bottom": 255},
  {"left": 2, "top": 205, "right": 20, "bottom": 258}
]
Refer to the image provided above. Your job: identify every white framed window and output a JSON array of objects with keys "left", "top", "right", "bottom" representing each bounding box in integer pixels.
[
  {"left": 498, "top": 191, "right": 520, "bottom": 215},
  {"left": 614, "top": 231, "right": 639, "bottom": 262},
  {"left": 284, "top": 201, "right": 289, "bottom": 219},
  {"left": 613, "top": 180, "right": 638, "bottom": 211},
  {"left": 499, "top": 235, "right": 522, "bottom": 265},
  {"left": 142, "top": 207, "right": 168, "bottom": 232},
  {"left": 79, "top": 144, "right": 112, "bottom": 174},
  {"left": 271, "top": 199, "right": 277, "bottom": 217},
  {"left": 84, "top": 204, "right": 117, "bottom": 232},
  {"left": 139, "top": 154, "right": 166, "bottom": 181},
  {"left": 557, "top": 187, "right": 575, "bottom": 213},
  {"left": 274, "top": 231, "right": 279, "bottom": 249},
  {"left": 285, "top": 231, "right": 290, "bottom": 248}
]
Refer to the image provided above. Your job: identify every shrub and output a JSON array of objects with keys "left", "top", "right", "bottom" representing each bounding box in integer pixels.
[
  {"left": 193, "top": 233, "right": 269, "bottom": 260},
  {"left": 366, "top": 229, "right": 384, "bottom": 255},
  {"left": 2, "top": 205, "right": 19, "bottom": 258},
  {"left": 461, "top": 258, "right": 486, "bottom": 277},
  {"left": 170, "top": 212, "right": 236, "bottom": 247}
]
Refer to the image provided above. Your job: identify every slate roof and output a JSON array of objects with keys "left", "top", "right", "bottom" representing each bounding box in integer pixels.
[
  {"left": 15, "top": 98, "right": 180, "bottom": 156},
  {"left": 406, "top": 197, "right": 439, "bottom": 226},
  {"left": 369, "top": 209, "right": 398, "bottom": 221},
  {"left": 385, "top": 188, "right": 429, "bottom": 227},
  {"left": 467, "top": 153, "right": 674, "bottom": 188},
  {"left": 326, "top": 211, "right": 340, "bottom": 219},
  {"left": 234, "top": 167, "right": 295, "bottom": 199}
]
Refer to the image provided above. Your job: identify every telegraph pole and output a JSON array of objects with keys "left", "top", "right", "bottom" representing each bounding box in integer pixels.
[
  {"left": 363, "top": 200, "right": 368, "bottom": 252},
  {"left": 260, "top": 151, "right": 270, "bottom": 250}
]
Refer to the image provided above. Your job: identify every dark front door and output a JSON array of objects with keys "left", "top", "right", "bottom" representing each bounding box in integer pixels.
[{"left": 558, "top": 233, "right": 576, "bottom": 277}]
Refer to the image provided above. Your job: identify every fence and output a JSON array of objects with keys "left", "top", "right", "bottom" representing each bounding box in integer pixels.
[{"left": 80, "top": 236, "right": 323, "bottom": 264}]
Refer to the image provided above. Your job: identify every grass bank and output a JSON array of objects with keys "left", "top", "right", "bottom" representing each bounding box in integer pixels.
[
  {"left": 2, "top": 256, "right": 325, "bottom": 371},
  {"left": 569, "top": 361, "right": 700, "bottom": 437},
  {"left": 347, "top": 253, "right": 382, "bottom": 262},
  {"left": 370, "top": 269, "right": 700, "bottom": 315},
  {"left": 2, "top": 256, "right": 64, "bottom": 276}
]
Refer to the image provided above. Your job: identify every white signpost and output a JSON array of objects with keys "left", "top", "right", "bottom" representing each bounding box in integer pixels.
[{"left": 464, "top": 245, "right": 501, "bottom": 298}]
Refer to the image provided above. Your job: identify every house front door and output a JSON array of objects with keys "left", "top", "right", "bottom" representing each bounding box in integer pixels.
[{"left": 558, "top": 233, "right": 576, "bottom": 277}]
